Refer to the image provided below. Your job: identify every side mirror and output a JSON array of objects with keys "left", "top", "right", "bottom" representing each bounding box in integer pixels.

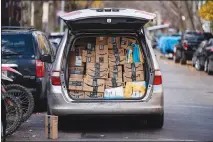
[{"left": 40, "top": 54, "right": 52, "bottom": 63}]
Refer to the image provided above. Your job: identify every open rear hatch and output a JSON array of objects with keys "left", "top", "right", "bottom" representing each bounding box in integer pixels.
[
  {"left": 60, "top": 8, "right": 156, "bottom": 100},
  {"left": 60, "top": 8, "right": 156, "bottom": 32}
]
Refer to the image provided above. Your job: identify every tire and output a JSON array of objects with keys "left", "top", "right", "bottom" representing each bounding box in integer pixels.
[
  {"left": 204, "top": 60, "right": 208, "bottom": 72},
  {"left": 148, "top": 113, "right": 164, "bottom": 129},
  {"left": 4, "top": 95, "right": 23, "bottom": 136},
  {"left": 5, "top": 84, "right": 35, "bottom": 122},
  {"left": 180, "top": 52, "right": 187, "bottom": 65},
  {"left": 206, "top": 61, "right": 213, "bottom": 75},
  {"left": 174, "top": 50, "right": 181, "bottom": 63},
  {"left": 195, "top": 59, "right": 201, "bottom": 71}
]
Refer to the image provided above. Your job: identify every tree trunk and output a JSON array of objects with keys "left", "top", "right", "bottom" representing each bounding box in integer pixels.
[
  {"left": 48, "top": 1, "right": 57, "bottom": 33},
  {"left": 181, "top": 1, "right": 194, "bottom": 31},
  {"left": 34, "top": 1, "right": 43, "bottom": 30},
  {"left": 21, "top": 1, "right": 31, "bottom": 26}
]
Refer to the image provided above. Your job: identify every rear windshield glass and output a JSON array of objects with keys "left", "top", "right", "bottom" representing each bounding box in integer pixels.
[
  {"left": 1, "top": 34, "right": 34, "bottom": 55},
  {"left": 184, "top": 33, "right": 205, "bottom": 42}
]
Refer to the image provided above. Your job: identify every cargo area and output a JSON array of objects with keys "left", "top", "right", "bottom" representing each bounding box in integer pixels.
[{"left": 67, "top": 36, "right": 148, "bottom": 100}]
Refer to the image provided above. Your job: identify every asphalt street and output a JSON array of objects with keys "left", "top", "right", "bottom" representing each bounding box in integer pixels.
[{"left": 6, "top": 52, "right": 213, "bottom": 141}]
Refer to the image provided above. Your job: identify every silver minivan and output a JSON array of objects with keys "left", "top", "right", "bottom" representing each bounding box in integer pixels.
[{"left": 42, "top": 8, "right": 164, "bottom": 128}]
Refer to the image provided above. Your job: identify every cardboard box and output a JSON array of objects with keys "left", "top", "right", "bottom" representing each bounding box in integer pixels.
[
  {"left": 109, "top": 65, "right": 122, "bottom": 78},
  {"left": 124, "top": 63, "right": 143, "bottom": 73},
  {"left": 69, "top": 91, "right": 85, "bottom": 99},
  {"left": 108, "top": 37, "right": 121, "bottom": 49},
  {"left": 96, "top": 45, "right": 108, "bottom": 54},
  {"left": 82, "top": 50, "right": 96, "bottom": 63},
  {"left": 69, "top": 78, "right": 84, "bottom": 91},
  {"left": 105, "top": 78, "right": 124, "bottom": 89},
  {"left": 108, "top": 55, "right": 126, "bottom": 66},
  {"left": 86, "top": 63, "right": 108, "bottom": 79},
  {"left": 84, "top": 92, "right": 104, "bottom": 99},
  {"left": 86, "top": 63, "right": 108, "bottom": 70},
  {"left": 83, "top": 77, "right": 105, "bottom": 92},
  {"left": 69, "top": 66, "right": 84, "bottom": 78},
  {"left": 123, "top": 71, "right": 144, "bottom": 82},
  {"left": 121, "top": 37, "right": 129, "bottom": 49},
  {"left": 45, "top": 115, "right": 58, "bottom": 139},
  {"left": 96, "top": 37, "right": 108, "bottom": 45},
  {"left": 108, "top": 49, "right": 125, "bottom": 56},
  {"left": 95, "top": 45, "right": 109, "bottom": 63},
  {"left": 69, "top": 48, "right": 82, "bottom": 67}
]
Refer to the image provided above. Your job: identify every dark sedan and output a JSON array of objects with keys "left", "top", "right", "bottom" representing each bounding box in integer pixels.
[{"left": 192, "top": 38, "right": 213, "bottom": 75}]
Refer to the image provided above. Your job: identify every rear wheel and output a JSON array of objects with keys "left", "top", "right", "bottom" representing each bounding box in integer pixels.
[
  {"left": 148, "top": 113, "right": 164, "bottom": 129},
  {"left": 180, "top": 52, "right": 187, "bottom": 65},
  {"left": 195, "top": 59, "right": 202, "bottom": 71},
  {"left": 5, "top": 84, "right": 35, "bottom": 122},
  {"left": 4, "top": 95, "right": 23, "bottom": 136},
  {"left": 206, "top": 61, "right": 213, "bottom": 75},
  {"left": 204, "top": 60, "right": 208, "bottom": 72}
]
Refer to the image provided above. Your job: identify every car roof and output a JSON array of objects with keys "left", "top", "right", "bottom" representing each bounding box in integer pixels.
[{"left": 60, "top": 8, "right": 156, "bottom": 21}]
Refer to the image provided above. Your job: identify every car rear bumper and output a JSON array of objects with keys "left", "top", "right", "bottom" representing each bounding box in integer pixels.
[{"left": 48, "top": 89, "right": 164, "bottom": 116}]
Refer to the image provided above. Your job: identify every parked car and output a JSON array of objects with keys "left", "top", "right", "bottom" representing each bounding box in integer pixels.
[
  {"left": 1, "top": 26, "right": 56, "bottom": 103},
  {"left": 192, "top": 38, "right": 213, "bottom": 74},
  {"left": 42, "top": 8, "right": 164, "bottom": 128},
  {"left": 173, "top": 31, "right": 213, "bottom": 64}
]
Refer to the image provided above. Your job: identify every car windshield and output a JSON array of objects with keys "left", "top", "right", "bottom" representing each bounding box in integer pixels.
[
  {"left": 184, "top": 33, "right": 205, "bottom": 42},
  {"left": 1, "top": 34, "right": 34, "bottom": 56}
]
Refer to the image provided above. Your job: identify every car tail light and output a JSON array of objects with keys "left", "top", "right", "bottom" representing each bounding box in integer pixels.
[
  {"left": 51, "top": 71, "right": 61, "bottom": 85},
  {"left": 183, "top": 41, "right": 188, "bottom": 50},
  {"left": 154, "top": 70, "right": 162, "bottom": 85},
  {"left": 36, "top": 60, "right": 44, "bottom": 77}
]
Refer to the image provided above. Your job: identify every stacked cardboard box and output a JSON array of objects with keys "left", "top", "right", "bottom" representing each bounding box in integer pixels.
[
  {"left": 68, "top": 36, "right": 145, "bottom": 99},
  {"left": 123, "top": 62, "right": 144, "bottom": 82}
]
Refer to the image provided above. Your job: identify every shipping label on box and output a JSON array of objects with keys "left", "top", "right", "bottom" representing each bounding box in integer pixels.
[
  {"left": 109, "top": 65, "right": 122, "bottom": 78},
  {"left": 105, "top": 78, "right": 124, "bottom": 89},
  {"left": 83, "top": 78, "right": 105, "bottom": 92},
  {"left": 45, "top": 115, "right": 58, "bottom": 139},
  {"left": 108, "top": 55, "right": 126, "bottom": 66},
  {"left": 69, "top": 78, "right": 84, "bottom": 91},
  {"left": 82, "top": 50, "right": 95, "bottom": 63},
  {"left": 104, "top": 86, "right": 124, "bottom": 99},
  {"left": 108, "top": 49, "right": 125, "bottom": 56},
  {"left": 123, "top": 71, "right": 144, "bottom": 82},
  {"left": 96, "top": 37, "right": 108, "bottom": 45},
  {"left": 124, "top": 62, "right": 143, "bottom": 73},
  {"left": 84, "top": 92, "right": 104, "bottom": 99},
  {"left": 69, "top": 91, "right": 85, "bottom": 99}
]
